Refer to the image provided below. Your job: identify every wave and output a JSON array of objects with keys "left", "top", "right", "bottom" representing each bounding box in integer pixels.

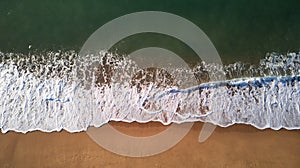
[{"left": 0, "top": 51, "right": 299, "bottom": 133}]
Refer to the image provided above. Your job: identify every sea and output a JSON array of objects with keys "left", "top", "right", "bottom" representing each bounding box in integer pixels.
[{"left": 0, "top": 0, "right": 299, "bottom": 133}]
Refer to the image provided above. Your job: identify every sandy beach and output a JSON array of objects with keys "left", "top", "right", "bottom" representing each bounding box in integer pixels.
[{"left": 0, "top": 122, "right": 299, "bottom": 168}]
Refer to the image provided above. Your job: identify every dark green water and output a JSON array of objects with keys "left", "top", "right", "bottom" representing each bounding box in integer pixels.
[{"left": 0, "top": 0, "right": 299, "bottom": 64}]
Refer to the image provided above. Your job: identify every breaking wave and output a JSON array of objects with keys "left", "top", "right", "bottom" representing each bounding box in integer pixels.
[{"left": 0, "top": 51, "right": 299, "bottom": 133}]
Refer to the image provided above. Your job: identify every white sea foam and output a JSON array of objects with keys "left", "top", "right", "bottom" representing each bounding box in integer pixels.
[{"left": 0, "top": 51, "right": 299, "bottom": 133}]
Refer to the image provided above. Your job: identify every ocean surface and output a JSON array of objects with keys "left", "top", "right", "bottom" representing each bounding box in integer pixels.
[{"left": 0, "top": 0, "right": 299, "bottom": 133}]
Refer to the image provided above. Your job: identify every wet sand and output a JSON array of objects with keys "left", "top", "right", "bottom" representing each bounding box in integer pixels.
[{"left": 0, "top": 122, "right": 299, "bottom": 168}]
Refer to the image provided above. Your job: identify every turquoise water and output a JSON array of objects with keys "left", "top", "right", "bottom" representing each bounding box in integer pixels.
[{"left": 1, "top": 0, "right": 299, "bottom": 64}]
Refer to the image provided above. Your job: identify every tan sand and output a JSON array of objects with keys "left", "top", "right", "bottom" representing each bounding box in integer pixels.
[{"left": 0, "top": 122, "right": 300, "bottom": 168}]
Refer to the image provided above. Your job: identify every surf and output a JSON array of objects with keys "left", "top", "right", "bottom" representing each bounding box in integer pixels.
[{"left": 0, "top": 51, "right": 299, "bottom": 133}]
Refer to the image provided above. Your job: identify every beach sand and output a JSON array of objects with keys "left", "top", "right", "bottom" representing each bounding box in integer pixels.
[{"left": 0, "top": 122, "right": 299, "bottom": 168}]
